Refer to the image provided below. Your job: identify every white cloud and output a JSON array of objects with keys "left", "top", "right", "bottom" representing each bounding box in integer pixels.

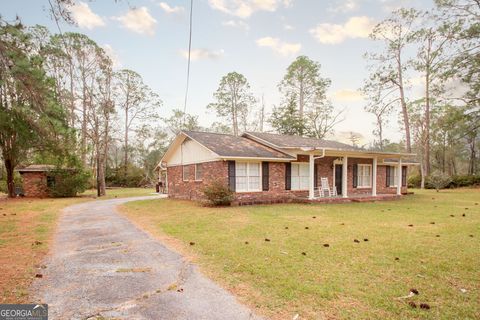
[
  {"left": 179, "top": 48, "right": 225, "bottom": 61},
  {"left": 380, "top": 0, "right": 413, "bottom": 12},
  {"left": 310, "top": 16, "right": 375, "bottom": 44},
  {"left": 222, "top": 19, "right": 250, "bottom": 31},
  {"left": 102, "top": 44, "right": 121, "bottom": 68},
  {"left": 114, "top": 7, "right": 157, "bottom": 36},
  {"left": 70, "top": 2, "right": 105, "bottom": 29},
  {"left": 158, "top": 2, "right": 184, "bottom": 14},
  {"left": 331, "top": 89, "right": 364, "bottom": 102},
  {"left": 284, "top": 24, "right": 294, "bottom": 31},
  {"left": 256, "top": 37, "right": 301, "bottom": 56},
  {"left": 208, "top": 0, "right": 291, "bottom": 18},
  {"left": 328, "top": 0, "right": 359, "bottom": 13}
]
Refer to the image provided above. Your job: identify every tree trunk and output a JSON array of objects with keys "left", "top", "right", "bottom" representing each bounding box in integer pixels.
[
  {"left": 397, "top": 59, "right": 411, "bottom": 153},
  {"left": 124, "top": 107, "right": 128, "bottom": 178},
  {"left": 5, "top": 158, "right": 15, "bottom": 198},
  {"left": 420, "top": 156, "right": 425, "bottom": 189},
  {"left": 123, "top": 73, "right": 130, "bottom": 178},
  {"left": 424, "top": 72, "right": 431, "bottom": 176},
  {"left": 97, "top": 152, "right": 106, "bottom": 196},
  {"left": 69, "top": 62, "right": 75, "bottom": 128},
  {"left": 377, "top": 114, "right": 384, "bottom": 150},
  {"left": 299, "top": 76, "right": 304, "bottom": 120},
  {"left": 232, "top": 87, "right": 239, "bottom": 136},
  {"left": 81, "top": 82, "right": 87, "bottom": 166},
  {"left": 442, "top": 135, "right": 446, "bottom": 174},
  {"left": 259, "top": 94, "right": 265, "bottom": 132},
  {"left": 468, "top": 134, "right": 476, "bottom": 175}
]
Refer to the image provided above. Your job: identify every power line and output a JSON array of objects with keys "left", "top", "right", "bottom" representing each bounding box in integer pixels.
[{"left": 183, "top": 0, "right": 194, "bottom": 126}]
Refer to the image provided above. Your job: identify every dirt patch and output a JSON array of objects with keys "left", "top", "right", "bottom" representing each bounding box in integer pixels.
[{"left": 0, "top": 202, "right": 48, "bottom": 302}]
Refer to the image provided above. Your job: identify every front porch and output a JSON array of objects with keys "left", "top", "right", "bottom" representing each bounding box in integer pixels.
[{"left": 304, "top": 151, "right": 407, "bottom": 200}]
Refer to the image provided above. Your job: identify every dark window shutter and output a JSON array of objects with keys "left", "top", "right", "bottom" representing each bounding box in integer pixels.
[
  {"left": 262, "top": 162, "right": 269, "bottom": 191},
  {"left": 352, "top": 164, "right": 358, "bottom": 188},
  {"left": 402, "top": 166, "right": 407, "bottom": 187},
  {"left": 228, "top": 161, "right": 236, "bottom": 192},
  {"left": 285, "top": 163, "right": 291, "bottom": 190},
  {"left": 314, "top": 164, "right": 318, "bottom": 188},
  {"left": 386, "top": 166, "right": 390, "bottom": 187}
]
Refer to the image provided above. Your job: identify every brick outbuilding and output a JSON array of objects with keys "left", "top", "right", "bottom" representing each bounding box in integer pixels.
[
  {"left": 157, "top": 131, "right": 418, "bottom": 205},
  {"left": 16, "top": 165, "right": 57, "bottom": 198}
]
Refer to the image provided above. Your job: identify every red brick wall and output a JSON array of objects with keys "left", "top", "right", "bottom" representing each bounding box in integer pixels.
[
  {"left": 334, "top": 158, "right": 408, "bottom": 195},
  {"left": 376, "top": 165, "right": 408, "bottom": 195},
  {"left": 234, "top": 162, "right": 308, "bottom": 204},
  {"left": 347, "top": 158, "right": 374, "bottom": 196},
  {"left": 167, "top": 158, "right": 408, "bottom": 203},
  {"left": 167, "top": 161, "right": 307, "bottom": 203},
  {"left": 167, "top": 161, "right": 228, "bottom": 200},
  {"left": 21, "top": 172, "right": 50, "bottom": 198}
]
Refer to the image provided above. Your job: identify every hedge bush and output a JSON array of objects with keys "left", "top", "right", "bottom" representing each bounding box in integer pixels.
[
  {"left": 449, "top": 175, "right": 480, "bottom": 188},
  {"left": 202, "top": 181, "right": 234, "bottom": 206},
  {"left": 105, "top": 165, "right": 146, "bottom": 187},
  {"left": 48, "top": 168, "right": 90, "bottom": 197},
  {"left": 408, "top": 173, "right": 480, "bottom": 189},
  {"left": 427, "top": 173, "right": 452, "bottom": 192},
  {"left": 407, "top": 175, "right": 422, "bottom": 188}
]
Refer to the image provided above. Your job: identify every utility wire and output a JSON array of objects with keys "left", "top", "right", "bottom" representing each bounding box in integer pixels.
[{"left": 183, "top": 0, "right": 194, "bottom": 126}]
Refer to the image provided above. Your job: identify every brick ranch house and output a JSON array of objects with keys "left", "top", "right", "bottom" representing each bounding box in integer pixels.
[{"left": 157, "top": 131, "right": 417, "bottom": 204}]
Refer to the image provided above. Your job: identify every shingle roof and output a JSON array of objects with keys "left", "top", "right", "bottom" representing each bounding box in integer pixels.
[
  {"left": 16, "top": 165, "right": 56, "bottom": 172},
  {"left": 244, "top": 132, "right": 361, "bottom": 151},
  {"left": 182, "top": 131, "right": 294, "bottom": 159}
]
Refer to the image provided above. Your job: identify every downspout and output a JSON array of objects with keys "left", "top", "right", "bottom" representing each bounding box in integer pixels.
[{"left": 313, "top": 148, "right": 326, "bottom": 160}]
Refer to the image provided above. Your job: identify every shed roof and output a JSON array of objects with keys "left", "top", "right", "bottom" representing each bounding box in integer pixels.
[{"left": 16, "top": 165, "right": 56, "bottom": 173}]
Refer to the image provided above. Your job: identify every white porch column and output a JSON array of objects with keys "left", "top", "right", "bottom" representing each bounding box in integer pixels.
[
  {"left": 372, "top": 157, "right": 377, "bottom": 196},
  {"left": 397, "top": 158, "right": 402, "bottom": 195},
  {"left": 309, "top": 154, "right": 315, "bottom": 200},
  {"left": 342, "top": 156, "right": 348, "bottom": 198}
]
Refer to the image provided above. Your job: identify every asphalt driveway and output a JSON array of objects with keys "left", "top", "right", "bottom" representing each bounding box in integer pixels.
[{"left": 32, "top": 196, "right": 260, "bottom": 320}]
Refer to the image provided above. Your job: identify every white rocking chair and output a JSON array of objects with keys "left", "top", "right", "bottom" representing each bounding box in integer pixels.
[{"left": 319, "top": 177, "right": 337, "bottom": 198}]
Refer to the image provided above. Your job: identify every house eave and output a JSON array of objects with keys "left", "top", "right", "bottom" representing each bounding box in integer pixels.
[
  {"left": 242, "top": 132, "right": 416, "bottom": 157},
  {"left": 220, "top": 156, "right": 295, "bottom": 162}
]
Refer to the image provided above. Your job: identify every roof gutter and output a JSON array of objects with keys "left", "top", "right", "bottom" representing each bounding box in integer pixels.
[
  {"left": 314, "top": 148, "right": 326, "bottom": 160},
  {"left": 220, "top": 156, "right": 295, "bottom": 162}
]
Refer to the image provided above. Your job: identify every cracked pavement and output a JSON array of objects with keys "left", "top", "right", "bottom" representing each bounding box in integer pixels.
[{"left": 31, "top": 196, "right": 261, "bottom": 320}]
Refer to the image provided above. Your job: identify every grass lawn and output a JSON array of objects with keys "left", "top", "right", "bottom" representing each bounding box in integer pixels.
[
  {"left": 0, "top": 187, "right": 155, "bottom": 303},
  {"left": 121, "top": 189, "right": 479, "bottom": 319}
]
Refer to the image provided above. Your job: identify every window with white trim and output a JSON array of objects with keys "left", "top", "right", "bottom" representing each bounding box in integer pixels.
[
  {"left": 357, "top": 164, "right": 372, "bottom": 188},
  {"left": 195, "top": 163, "right": 203, "bottom": 181},
  {"left": 235, "top": 162, "right": 261, "bottom": 192},
  {"left": 388, "top": 166, "right": 398, "bottom": 187},
  {"left": 291, "top": 163, "right": 309, "bottom": 190},
  {"left": 182, "top": 165, "right": 190, "bottom": 181}
]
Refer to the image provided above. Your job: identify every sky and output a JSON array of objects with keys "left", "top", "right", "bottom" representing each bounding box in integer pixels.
[{"left": 2, "top": 0, "right": 435, "bottom": 144}]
